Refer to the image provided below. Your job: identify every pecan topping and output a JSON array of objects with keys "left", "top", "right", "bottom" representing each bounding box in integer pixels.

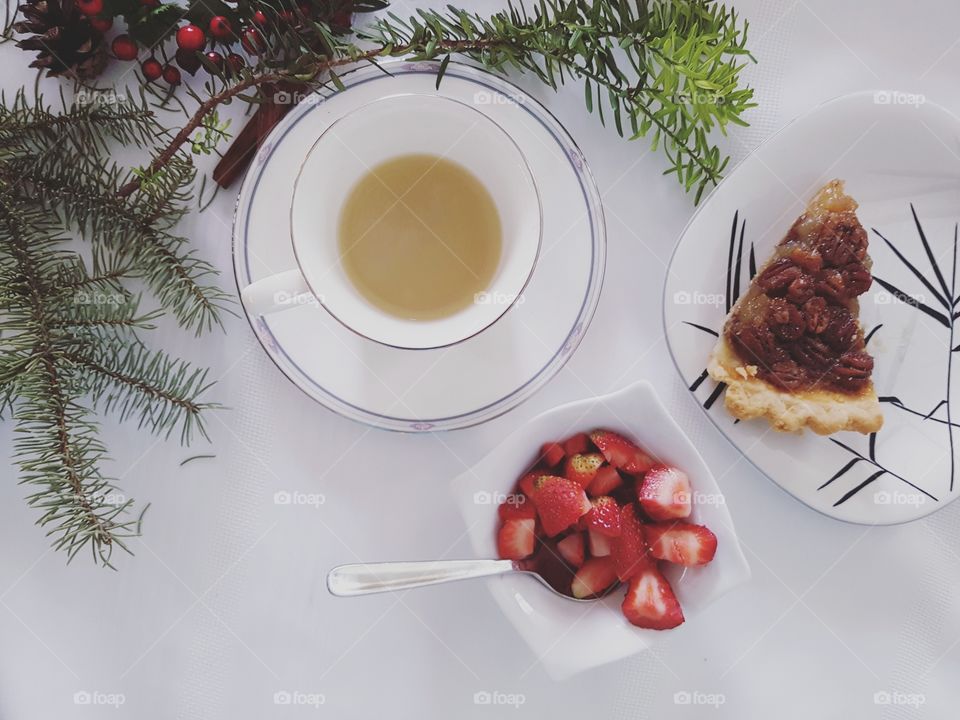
[
  {"left": 762, "top": 360, "right": 809, "bottom": 391},
  {"left": 729, "top": 322, "right": 786, "bottom": 367},
  {"left": 814, "top": 268, "right": 848, "bottom": 304},
  {"left": 821, "top": 306, "right": 858, "bottom": 352},
  {"left": 802, "top": 297, "right": 829, "bottom": 334},
  {"left": 786, "top": 247, "right": 823, "bottom": 272},
  {"left": 756, "top": 258, "right": 803, "bottom": 297},
  {"left": 831, "top": 351, "right": 873, "bottom": 390},
  {"left": 817, "top": 212, "right": 868, "bottom": 266},
  {"left": 785, "top": 274, "right": 815, "bottom": 304},
  {"left": 767, "top": 299, "right": 804, "bottom": 341},
  {"left": 788, "top": 336, "right": 835, "bottom": 371},
  {"left": 839, "top": 262, "right": 872, "bottom": 296}
]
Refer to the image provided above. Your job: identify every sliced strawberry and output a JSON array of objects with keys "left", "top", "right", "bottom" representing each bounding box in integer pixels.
[
  {"left": 581, "top": 496, "right": 622, "bottom": 537},
  {"left": 645, "top": 522, "right": 717, "bottom": 566},
  {"left": 561, "top": 432, "right": 591, "bottom": 456},
  {"left": 588, "top": 465, "right": 623, "bottom": 496},
  {"left": 538, "top": 442, "right": 565, "bottom": 468},
  {"left": 621, "top": 566, "right": 685, "bottom": 629},
  {"left": 590, "top": 430, "right": 655, "bottom": 474},
  {"left": 518, "top": 472, "right": 540, "bottom": 498},
  {"left": 497, "top": 496, "right": 536, "bottom": 522},
  {"left": 497, "top": 518, "right": 535, "bottom": 560},
  {"left": 571, "top": 556, "right": 619, "bottom": 599},
  {"left": 531, "top": 475, "right": 591, "bottom": 537},
  {"left": 588, "top": 529, "right": 613, "bottom": 557},
  {"left": 610, "top": 504, "right": 653, "bottom": 581},
  {"left": 564, "top": 453, "right": 605, "bottom": 489},
  {"left": 637, "top": 465, "right": 691, "bottom": 521},
  {"left": 556, "top": 533, "right": 585, "bottom": 568}
]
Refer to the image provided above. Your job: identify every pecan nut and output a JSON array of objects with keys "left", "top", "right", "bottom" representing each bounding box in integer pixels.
[
  {"left": 788, "top": 335, "right": 836, "bottom": 371},
  {"left": 762, "top": 360, "right": 809, "bottom": 391},
  {"left": 730, "top": 322, "right": 786, "bottom": 367},
  {"left": 766, "top": 299, "right": 804, "bottom": 341},
  {"left": 756, "top": 258, "right": 803, "bottom": 297},
  {"left": 802, "top": 297, "right": 829, "bottom": 334},
  {"left": 831, "top": 351, "right": 873, "bottom": 390}
]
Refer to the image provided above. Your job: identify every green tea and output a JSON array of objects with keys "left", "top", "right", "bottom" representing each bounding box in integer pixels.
[{"left": 338, "top": 153, "right": 502, "bottom": 321}]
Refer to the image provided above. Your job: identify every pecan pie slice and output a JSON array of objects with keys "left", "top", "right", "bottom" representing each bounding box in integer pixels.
[{"left": 707, "top": 180, "right": 883, "bottom": 434}]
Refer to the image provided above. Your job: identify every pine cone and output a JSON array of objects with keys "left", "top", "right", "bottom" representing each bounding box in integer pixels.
[{"left": 13, "top": 0, "right": 107, "bottom": 81}]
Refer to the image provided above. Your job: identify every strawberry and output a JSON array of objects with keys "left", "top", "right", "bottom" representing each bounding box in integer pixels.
[
  {"left": 497, "top": 518, "right": 535, "bottom": 560},
  {"left": 556, "top": 533, "right": 585, "bottom": 568},
  {"left": 571, "top": 556, "right": 619, "bottom": 599},
  {"left": 588, "top": 465, "right": 623, "bottom": 496},
  {"left": 621, "top": 566, "right": 685, "bottom": 630},
  {"left": 564, "top": 453, "right": 605, "bottom": 488},
  {"left": 588, "top": 529, "right": 613, "bottom": 557},
  {"left": 637, "top": 465, "right": 692, "bottom": 521},
  {"left": 610, "top": 504, "right": 653, "bottom": 581},
  {"left": 645, "top": 522, "right": 717, "bottom": 566},
  {"left": 581, "top": 496, "right": 622, "bottom": 537},
  {"left": 497, "top": 496, "right": 536, "bottom": 522},
  {"left": 518, "top": 472, "right": 540, "bottom": 498},
  {"left": 531, "top": 475, "right": 591, "bottom": 536},
  {"left": 590, "top": 430, "right": 655, "bottom": 474},
  {"left": 562, "top": 432, "right": 591, "bottom": 456},
  {"left": 539, "top": 442, "right": 565, "bottom": 468}
]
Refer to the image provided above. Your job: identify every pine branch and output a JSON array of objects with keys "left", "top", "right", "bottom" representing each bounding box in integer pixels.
[{"left": 0, "top": 91, "right": 223, "bottom": 567}]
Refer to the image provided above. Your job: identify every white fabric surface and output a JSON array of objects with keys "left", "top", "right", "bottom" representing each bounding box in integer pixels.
[{"left": 2, "top": 0, "right": 960, "bottom": 717}]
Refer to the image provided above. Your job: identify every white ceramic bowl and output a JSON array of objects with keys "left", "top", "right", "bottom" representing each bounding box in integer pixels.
[{"left": 451, "top": 381, "right": 751, "bottom": 678}]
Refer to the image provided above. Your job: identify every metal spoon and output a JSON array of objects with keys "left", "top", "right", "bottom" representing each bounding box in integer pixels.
[{"left": 327, "top": 559, "right": 599, "bottom": 602}]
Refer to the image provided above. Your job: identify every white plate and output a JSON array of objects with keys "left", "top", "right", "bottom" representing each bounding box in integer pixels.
[
  {"left": 233, "top": 61, "right": 605, "bottom": 431},
  {"left": 664, "top": 90, "right": 960, "bottom": 524},
  {"left": 451, "top": 381, "right": 750, "bottom": 679}
]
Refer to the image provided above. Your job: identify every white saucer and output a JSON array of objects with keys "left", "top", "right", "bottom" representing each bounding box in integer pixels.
[{"left": 233, "top": 61, "right": 605, "bottom": 431}]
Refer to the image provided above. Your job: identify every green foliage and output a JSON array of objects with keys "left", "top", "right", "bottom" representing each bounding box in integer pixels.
[
  {"left": 357, "top": 0, "right": 755, "bottom": 202},
  {"left": 0, "top": 89, "right": 225, "bottom": 567}
]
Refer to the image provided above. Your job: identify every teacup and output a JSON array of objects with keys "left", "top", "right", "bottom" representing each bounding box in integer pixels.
[{"left": 240, "top": 93, "right": 542, "bottom": 350}]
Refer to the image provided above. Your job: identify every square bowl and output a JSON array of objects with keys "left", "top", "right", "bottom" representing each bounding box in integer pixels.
[{"left": 451, "top": 380, "right": 751, "bottom": 679}]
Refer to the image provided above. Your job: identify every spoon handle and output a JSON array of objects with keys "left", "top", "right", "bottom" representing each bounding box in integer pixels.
[{"left": 327, "top": 559, "right": 515, "bottom": 596}]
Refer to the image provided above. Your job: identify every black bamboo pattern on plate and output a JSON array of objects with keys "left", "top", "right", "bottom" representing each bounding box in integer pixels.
[{"left": 683, "top": 205, "right": 955, "bottom": 506}]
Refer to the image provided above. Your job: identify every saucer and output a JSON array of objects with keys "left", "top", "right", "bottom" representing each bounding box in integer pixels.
[{"left": 233, "top": 61, "right": 605, "bottom": 431}]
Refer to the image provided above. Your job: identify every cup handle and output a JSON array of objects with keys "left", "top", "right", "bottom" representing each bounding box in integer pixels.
[{"left": 240, "top": 268, "right": 313, "bottom": 316}]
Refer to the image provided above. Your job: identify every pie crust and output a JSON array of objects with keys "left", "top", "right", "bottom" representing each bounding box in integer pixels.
[{"left": 707, "top": 181, "right": 883, "bottom": 435}]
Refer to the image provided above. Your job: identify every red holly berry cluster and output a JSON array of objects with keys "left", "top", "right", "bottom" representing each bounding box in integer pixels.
[{"left": 73, "top": 0, "right": 351, "bottom": 87}]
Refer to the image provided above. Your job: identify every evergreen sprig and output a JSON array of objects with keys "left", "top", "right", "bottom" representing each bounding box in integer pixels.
[
  {"left": 359, "top": 0, "right": 755, "bottom": 201},
  {"left": 0, "top": 89, "right": 224, "bottom": 567}
]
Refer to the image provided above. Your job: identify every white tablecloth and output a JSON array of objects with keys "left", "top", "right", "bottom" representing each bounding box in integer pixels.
[{"left": 2, "top": 1, "right": 959, "bottom": 717}]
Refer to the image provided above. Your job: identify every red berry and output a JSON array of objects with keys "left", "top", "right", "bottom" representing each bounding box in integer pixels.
[
  {"left": 279, "top": 9, "right": 295, "bottom": 22},
  {"left": 175, "top": 48, "right": 201, "bottom": 75},
  {"left": 77, "top": 0, "right": 103, "bottom": 16},
  {"left": 209, "top": 15, "right": 233, "bottom": 40},
  {"left": 141, "top": 58, "right": 163, "bottom": 81},
  {"left": 141, "top": 0, "right": 159, "bottom": 7},
  {"left": 226, "top": 52, "right": 245, "bottom": 74},
  {"left": 204, "top": 51, "right": 224, "bottom": 73},
  {"left": 176, "top": 24, "right": 206, "bottom": 52},
  {"left": 162, "top": 65, "right": 181, "bottom": 85},
  {"left": 111, "top": 34, "right": 138, "bottom": 61},
  {"left": 89, "top": 16, "right": 113, "bottom": 33},
  {"left": 240, "top": 27, "right": 265, "bottom": 54},
  {"left": 331, "top": 10, "right": 352, "bottom": 28},
  {"left": 252, "top": 10, "right": 268, "bottom": 27}
]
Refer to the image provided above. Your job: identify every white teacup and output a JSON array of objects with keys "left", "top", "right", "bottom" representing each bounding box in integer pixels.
[{"left": 240, "top": 93, "right": 542, "bottom": 350}]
